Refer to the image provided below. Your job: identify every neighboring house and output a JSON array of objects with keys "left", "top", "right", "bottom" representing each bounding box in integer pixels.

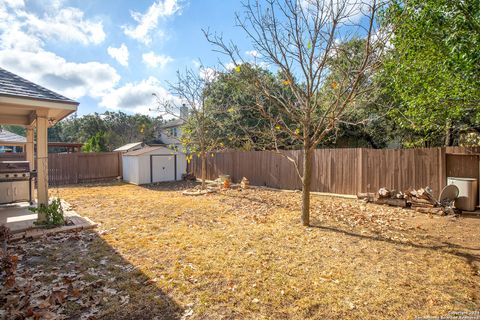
[
  {"left": 113, "top": 142, "right": 145, "bottom": 153},
  {"left": 0, "top": 129, "right": 26, "bottom": 153},
  {"left": 0, "top": 129, "right": 83, "bottom": 153},
  {"left": 158, "top": 105, "right": 188, "bottom": 147}
]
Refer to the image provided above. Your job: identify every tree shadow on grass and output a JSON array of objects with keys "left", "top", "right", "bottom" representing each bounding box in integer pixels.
[
  {"left": 140, "top": 180, "right": 199, "bottom": 191},
  {"left": 55, "top": 180, "right": 198, "bottom": 193},
  {"left": 309, "top": 222, "right": 480, "bottom": 272},
  {"left": 215, "top": 188, "right": 299, "bottom": 210},
  {"left": 51, "top": 180, "right": 125, "bottom": 190},
  {"left": 4, "top": 230, "right": 182, "bottom": 320}
]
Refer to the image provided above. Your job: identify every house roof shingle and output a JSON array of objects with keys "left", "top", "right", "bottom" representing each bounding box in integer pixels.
[
  {"left": 0, "top": 129, "right": 26, "bottom": 144},
  {"left": 160, "top": 118, "right": 185, "bottom": 129},
  {"left": 0, "top": 67, "right": 78, "bottom": 104}
]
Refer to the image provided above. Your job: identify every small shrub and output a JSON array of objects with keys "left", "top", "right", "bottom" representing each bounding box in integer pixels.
[{"left": 30, "top": 198, "right": 65, "bottom": 228}]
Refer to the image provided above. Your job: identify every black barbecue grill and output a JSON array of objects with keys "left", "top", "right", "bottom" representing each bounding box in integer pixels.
[{"left": 0, "top": 161, "right": 34, "bottom": 204}]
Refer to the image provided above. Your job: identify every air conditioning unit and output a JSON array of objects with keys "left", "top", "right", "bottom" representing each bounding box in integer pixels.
[{"left": 447, "top": 177, "right": 478, "bottom": 212}]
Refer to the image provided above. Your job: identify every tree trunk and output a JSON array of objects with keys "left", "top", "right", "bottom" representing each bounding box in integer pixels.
[
  {"left": 445, "top": 118, "right": 452, "bottom": 146},
  {"left": 301, "top": 148, "right": 313, "bottom": 226}
]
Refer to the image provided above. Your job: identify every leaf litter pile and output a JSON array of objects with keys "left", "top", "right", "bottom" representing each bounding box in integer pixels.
[
  {"left": 2, "top": 182, "right": 479, "bottom": 319},
  {"left": 1, "top": 231, "right": 180, "bottom": 320}
]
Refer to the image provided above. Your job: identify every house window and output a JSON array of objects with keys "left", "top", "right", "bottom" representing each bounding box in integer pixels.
[{"left": 170, "top": 127, "right": 178, "bottom": 137}]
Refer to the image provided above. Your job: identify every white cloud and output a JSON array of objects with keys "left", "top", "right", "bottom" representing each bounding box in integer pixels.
[
  {"left": 0, "top": 1, "right": 180, "bottom": 116},
  {"left": 20, "top": 7, "right": 104, "bottom": 45},
  {"left": 122, "top": 0, "right": 182, "bottom": 44},
  {"left": 0, "top": 1, "right": 116, "bottom": 102},
  {"left": 191, "top": 59, "right": 201, "bottom": 68},
  {"left": 0, "top": 49, "right": 120, "bottom": 100},
  {"left": 0, "top": 2, "right": 40, "bottom": 52},
  {"left": 100, "top": 77, "right": 175, "bottom": 114},
  {"left": 224, "top": 62, "right": 236, "bottom": 71},
  {"left": 299, "top": 0, "right": 372, "bottom": 23},
  {"left": 245, "top": 50, "right": 260, "bottom": 58},
  {"left": 108, "top": 44, "right": 129, "bottom": 67},
  {"left": 199, "top": 67, "right": 217, "bottom": 81},
  {"left": 3, "top": 0, "right": 25, "bottom": 9},
  {"left": 0, "top": 1, "right": 105, "bottom": 48},
  {"left": 142, "top": 51, "right": 173, "bottom": 68},
  {"left": 0, "top": 27, "right": 43, "bottom": 52}
]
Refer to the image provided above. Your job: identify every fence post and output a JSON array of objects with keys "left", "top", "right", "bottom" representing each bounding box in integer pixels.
[
  {"left": 117, "top": 152, "right": 123, "bottom": 178},
  {"left": 356, "top": 148, "right": 363, "bottom": 194},
  {"left": 439, "top": 147, "right": 446, "bottom": 191}
]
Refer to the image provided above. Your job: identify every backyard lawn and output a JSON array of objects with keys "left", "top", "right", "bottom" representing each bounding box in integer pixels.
[{"left": 4, "top": 182, "right": 480, "bottom": 319}]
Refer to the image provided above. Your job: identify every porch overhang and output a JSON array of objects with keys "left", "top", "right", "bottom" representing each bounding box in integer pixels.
[
  {"left": 0, "top": 67, "right": 79, "bottom": 221},
  {"left": 0, "top": 94, "right": 78, "bottom": 127},
  {"left": 0, "top": 94, "right": 78, "bottom": 212}
]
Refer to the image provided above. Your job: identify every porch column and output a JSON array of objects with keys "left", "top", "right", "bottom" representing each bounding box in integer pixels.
[
  {"left": 36, "top": 115, "right": 49, "bottom": 220},
  {"left": 25, "top": 126, "right": 35, "bottom": 201}
]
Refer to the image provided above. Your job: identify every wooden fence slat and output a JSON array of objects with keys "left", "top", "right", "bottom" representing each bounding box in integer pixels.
[
  {"left": 4, "top": 146, "right": 480, "bottom": 206},
  {"left": 190, "top": 147, "right": 480, "bottom": 205}
]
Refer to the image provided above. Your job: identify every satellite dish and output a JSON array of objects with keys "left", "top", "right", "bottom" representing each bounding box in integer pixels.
[{"left": 438, "top": 184, "right": 459, "bottom": 203}]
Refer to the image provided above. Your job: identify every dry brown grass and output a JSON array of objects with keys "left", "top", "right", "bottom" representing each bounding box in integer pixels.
[{"left": 29, "top": 182, "right": 480, "bottom": 318}]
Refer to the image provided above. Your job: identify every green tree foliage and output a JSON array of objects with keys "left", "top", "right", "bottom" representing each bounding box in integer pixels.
[
  {"left": 321, "top": 38, "right": 395, "bottom": 148},
  {"left": 48, "top": 111, "right": 164, "bottom": 151},
  {"left": 204, "top": 54, "right": 393, "bottom": 150},
  {"left": 0, "top": 125, "right": 26, "bottom": 136},
  {"left": 202, "top": 64, "right": 286, "bottom": 150},
  {"left": 382, "top": 0, "right": 480, "bottom": 146},
  {"left": 82, "top": 132, "right": 108, "bottom": 152}
]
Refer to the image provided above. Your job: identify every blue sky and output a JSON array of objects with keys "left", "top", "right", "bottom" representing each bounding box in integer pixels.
[{"left": 0, "top": 0, "right": 254, "bottom": 115}]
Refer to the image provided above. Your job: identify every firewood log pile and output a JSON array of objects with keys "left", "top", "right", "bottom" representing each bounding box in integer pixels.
[{"left": 357, "top": 186, "right": 458, "bottom": 216}]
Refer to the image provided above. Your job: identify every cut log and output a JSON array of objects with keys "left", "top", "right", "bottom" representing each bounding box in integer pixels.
[
  {"left": 408, "top": 188, "right": 437, "bottom": 205},
  {"left": 410, "top": 198, "right": 433, "bottom": 205},
  {"left": 415, "top": 207, "right": 445, "bottom": 215},
  {"left": 416, "top": 187, "right": 436, "bottom": 202},
  {"left": 392, "top": 191, "right": 405, "bottom": 199},
  {"left": 378, "top": 188, "right": 391, "bottom": 198},
  {"left": 357, "top": 192, "right": 376, "bottom": 201},
  {"left": 411, "top": 203, "right": 434, "bottom": 209},
  {"left": 405, "top": 187, "right": 417, "bottom": 198},
  {"left": 374, "top": 198, "right": 407, "bottom": 207},
  {"left": 416, "top": 188, "right": 429, "bottom": 199},
  {"left": 424, "top": 187, "right": 438, "bottom": 205}
]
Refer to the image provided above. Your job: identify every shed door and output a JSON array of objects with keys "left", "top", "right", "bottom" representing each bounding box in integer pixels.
[{"left": 151, "top": 155, "right": 176, "bottom": 183}]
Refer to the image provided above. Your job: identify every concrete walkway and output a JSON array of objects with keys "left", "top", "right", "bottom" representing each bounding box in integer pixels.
[{"left": 0, "top": 200, "right": 96, "bottom": 240}]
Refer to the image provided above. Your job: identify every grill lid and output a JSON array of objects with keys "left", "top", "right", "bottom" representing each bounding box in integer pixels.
[{"left": 0, "top": 161, "right": 30, "bottom": 173}]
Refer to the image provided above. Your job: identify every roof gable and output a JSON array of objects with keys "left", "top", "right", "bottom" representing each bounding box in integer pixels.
[
  {"left": 0, "top": 67, "right": 78, "bottom": 104},
  {"left": 123, "top": 146, "right": 178, "bottom": 156},
  {"left": 113, "top": 142, "right": 144, "bottom": 152},
  {"left": 0, "top": 129, "right": 26, "bottom": 144},
  {"left": 160, "top": 118, "right": 185, "bottom": 129}
]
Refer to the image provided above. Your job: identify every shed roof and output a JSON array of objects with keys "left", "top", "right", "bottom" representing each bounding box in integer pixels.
[
  {"left": 123, "top": 146, "right": 177, "bottom": 157},
  {"left": 114, "top": 142, "right": 143, "bottom": 152},
  {"left": 0, "top": 67, "right": 77, "bottom": 104}
]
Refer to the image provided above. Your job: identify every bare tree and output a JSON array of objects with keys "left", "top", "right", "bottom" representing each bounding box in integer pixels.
[
  {"left": 205, "top": 0, "right": 389, "bottom": 226},
  {"left": 152, "top": 65, "right": 223, "bottom": 190}
]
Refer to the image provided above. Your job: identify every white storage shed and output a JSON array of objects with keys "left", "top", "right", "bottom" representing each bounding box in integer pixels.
[{"left": 122, "top": 146, "right": 187, "bottom": 185}]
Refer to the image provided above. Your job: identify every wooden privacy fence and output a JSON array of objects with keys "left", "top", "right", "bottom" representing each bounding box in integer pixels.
[
  {"left": 0, "top": 152, "right": 123, "bottom": 185},
  {"left": 190, "top": 147, "right": 480, "bottom": 199},
  {"left": 48, "top": 152, "right": 122, "bottom": 186}
]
